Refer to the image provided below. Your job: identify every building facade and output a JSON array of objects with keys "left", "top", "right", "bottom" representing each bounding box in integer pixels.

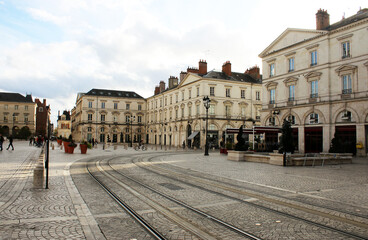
[
  {"left": 259, "top": 9, "right": 368, "bottom": 156},
  {"left": 0, "top": 92, "right": 36, "bottom": 137},
  {"left": 146, "top": 60, "right": 262, "bottom": 149},
  {"left": 72, "top": 89, "right": 146, "bottom": 143},
  {"left": 57, "top": 110, "right": 71, "bottom": 139},
  {"left": 35, "top": 98, "right": 50, "bottom": 137}
]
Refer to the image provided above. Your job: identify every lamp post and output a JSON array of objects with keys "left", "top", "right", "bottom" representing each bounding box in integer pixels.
[
  {"left": 128, "top": 115, "right": 135, "bottom": 147},
  {"left": 203, "top": 96, "right": 211, "bottom": 156}
]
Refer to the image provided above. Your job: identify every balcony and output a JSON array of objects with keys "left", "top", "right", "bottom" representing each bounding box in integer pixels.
[
  {"left": 288, "top": 97, "right": 295, "bottom": 102},
  {"left": 310, "top": 93, "right": 318, "bottom": 99},
  {"left": 342, "top": 89, "right": 352, "bottom": 94},
  {"left": 269, "top": 100, "right": 275, "bottom": 104}
]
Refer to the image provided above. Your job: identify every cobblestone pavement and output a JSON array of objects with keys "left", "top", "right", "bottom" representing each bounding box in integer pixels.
[{"left": 0, "top": 142, "right": 367, "bottom": 239}]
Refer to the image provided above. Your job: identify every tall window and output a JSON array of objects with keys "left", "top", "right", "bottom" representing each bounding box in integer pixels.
[
  {"left": 4, "top": 105, "right": 8, "bottom": 110},
  {"left": 311, "top": 51, "right": 317, "bottom": 66},
  {"left": 101, "top": 102, "right": 105, "bottom": 109},
  {"left": 138, "top": 116, "right": 142, "bottom": 123},
  {"left": 181, "top": 108, "right": 184, "bottom": 117},
  {"left": 209, "top": 105, "right": 215, "bottom": 115},
  {"left": 241, "top": 89, "right": 245, "bottom": 99},
  {"left": 289, "top": 58, "right": 294, "bottom": 72},
  {"left": 196, "top": 105, "right": 200, "bottom": 115},
  {"left": 269, "top": 63, "right": 275, "bottom": 77},
  {"left": 101, "top": 114, "right": 105, "bottom": 122},
  {"left": 15, "top": 105, "right": 18, "bottom": 110},
  {"left": 175, "top": 109, "right": 178, "bottom": 119},
  {"left": 113, "top": 116, "right": 117, "bottom": 122},
  {"left": 188, "top": 90, "right": 191, "bottom": 99},
  {"left": 256, "top": 91, "right": 260, "bottom": 100},
  {"left": 270, "top": 89, "right": 275, "bottom": 104},
  {"left": 225, "top": 106, "right": 231, "bottom": 117},
  {"left": 88, "top": 114, "right": 92, "bottom": 121},
  {"left": 241, "top": 107, "right": 246, "bottom": 117},
  {"left": 114, "top": 103, "right": 118, "bottom": 109},
  {"left": 210, "top": 87, "right": 215, "bottom": 96},
  {"left": 188, "top": 106, "right": 192, "bottom": 116},
  {"left": 170, "top": 96, "right": 172, "bottom": 104},
  {"left": 25, "top": 105, "right": 28, "bottom": 111},
  {"left": 197, "top": 87, "right": 199, "bottom": 97},
  {"left": 88, "top": 101, "right": 93, "bottom": 108},
  {"left": 289, "top": 85, "right": 295, "bottom": 101},
  {"left": 182, "top": 91, "right": 184, "bottom": 101},
  {"left": 311, "top": 81, "right": 318, "bottom": 98},
  {"left": 226, "top": 88, "right": 231, "bottom": 97},
  {"left": 24, "top": 115, "right": 28, "bottom": 123},
  {"left": 176, "top": 94, "right": 178, "bottom": 103},
  {"left": 342, "top": 41, "right": 350, "bottom": 58},
  {"left": 88, "top": 127, "right": 92, "bottom": 132},
  {"left": 342, "top": 74, "right": 352, "bottom": 94},
  {"left": 126, "top": 103, "right": 130, "bottom": 110},
  {"left": 138, "top": 104, "right": 142, "bottom": 111}
]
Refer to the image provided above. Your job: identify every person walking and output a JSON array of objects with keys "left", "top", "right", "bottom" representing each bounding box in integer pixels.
[
  {"left": 7, "top": 135, "right": 14, "bottom": 150},
  {"left": 0, "top": 134, "right": 4, "bottom": 151}
]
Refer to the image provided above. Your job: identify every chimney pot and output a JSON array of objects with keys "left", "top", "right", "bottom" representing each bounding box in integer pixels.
[
  {"left": 222, "top": 61, "right": 231, "bottom": 76},
  {"left": 316, "top": 9, "right": 330, "bottom": 30},
  {"left": 198, "top": 59, "right": 207, "bottom": 75}
]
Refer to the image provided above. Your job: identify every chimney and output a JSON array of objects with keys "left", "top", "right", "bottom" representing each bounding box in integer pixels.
[
  {"left": 180, "top": 71, "right": 187, "bottom": 82},
  {"left": 154, "top": 86, "right": 160, "bottom": 95},
  {"left": 222, "top": 61, "right": 231, "bottom": 77},
  {"left": 168, "top": 76, "right": 178, "bottom": 89},
  {"left": 245, "top": 66, "right": 261, "bottom": 80},
  {"left": 316, "top": 9, "right": 330, "bottom": 30},
  {"left": 198, "top": 59, "right": 207, "bottom": 75},
  {"left": 43, "top": 99, "right": 46, "bottom": 106},
  {"left": 159, "top": 81, "right": 166, "bottom": 93},
  {"left": 187, "top": 67, "right": 199, "bottom": 74}
]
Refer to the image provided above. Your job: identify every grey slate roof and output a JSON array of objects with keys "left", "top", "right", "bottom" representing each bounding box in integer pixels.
[
  {"left": 324, "top": 8, "right": 368, "bottom": 31},
  {"left": 58, "top": 110, "right": 71, "bottom": 121},
  {"left": 0, "top": 92, "right": 33, "bottom": 103},
  {"left": 85, "top": 88, "right": 144, "bottom": 99},
  {"left": 203, "top": 70, "right": 262, "bottom": 84}
]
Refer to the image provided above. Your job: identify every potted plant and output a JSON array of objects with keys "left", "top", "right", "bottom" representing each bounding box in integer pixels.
[
  {"left": 80, "top": 140, "right": 88, "bottom": 154},
  {"left": 56, "top": 135, "right": 63, "bottom": 146},
  {"left": 67, "top": 142, "right": 77, "bottom": 154},
  {"left": 62, "top": 137, "right": 70, "bottom": 153}
]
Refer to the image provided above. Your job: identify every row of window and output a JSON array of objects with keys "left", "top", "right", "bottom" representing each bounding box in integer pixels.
[
  {"left": 269, "top": 74, "right": 352, "bottom": 104},
  {"left": 268, "top": 113, "right": 319, "bottom": 126},
  {"left": 2, "top": 105, "right": 30, "bottom": 111},
  {"left": 269, "top": 41, "right": 351, "bottom": 77},
  {"left": 150, "top": 88, "right": 261, "bottom": 109},
  {"left": 88, "top": 101, "right": 142, "bottom": 111},
  {"left": 86, "top": 126, "right": 143, "bottom": 134},
  {"left": 87, "top": 114, "right": 142, "bottom": 123},
  {"left": 2, "top": 115, "right": 29, "bottom": 122}
]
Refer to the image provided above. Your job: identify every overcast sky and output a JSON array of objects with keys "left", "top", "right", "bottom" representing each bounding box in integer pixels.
[{"left": 0, "top": 0, "right": 366, "bottom": 125}]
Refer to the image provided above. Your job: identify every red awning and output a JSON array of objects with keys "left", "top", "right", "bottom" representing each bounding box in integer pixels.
[{"left": 226, "top": 126, "right": 281, "bottom": 134}]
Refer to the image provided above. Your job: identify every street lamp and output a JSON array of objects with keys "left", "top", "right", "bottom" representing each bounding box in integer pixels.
[
  {"left": 128, "top": 115, "right": 135, "bottom": 147},
  {"left": 203, "top": 96, "right": 211, "bottom": 156}
]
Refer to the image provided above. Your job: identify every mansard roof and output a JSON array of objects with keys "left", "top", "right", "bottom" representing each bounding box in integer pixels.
[
  {"left": 203, "top": 70, "right": 262, "bottom": 84},
  {"left": 324, "top": 8, "right": 368, "bottom": 31},
  {"left": 85, "top": 89, "right": 144, "bottom": 99},
  {"left": 0, "top": 92, "right": 33, "bottom": 103}
]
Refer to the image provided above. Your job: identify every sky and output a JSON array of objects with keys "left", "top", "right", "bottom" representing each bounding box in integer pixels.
[{"left": 0, "top": 0, "right": 366, "bottom": 125}]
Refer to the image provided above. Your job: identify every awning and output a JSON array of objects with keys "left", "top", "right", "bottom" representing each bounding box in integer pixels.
[{"left": 187, "top": 131, "right": 199, "bottom": 140}]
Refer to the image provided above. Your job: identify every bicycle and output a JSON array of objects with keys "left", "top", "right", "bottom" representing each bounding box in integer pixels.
[{"left": 134, "top": 144, "right": 147, "bottom": 151}]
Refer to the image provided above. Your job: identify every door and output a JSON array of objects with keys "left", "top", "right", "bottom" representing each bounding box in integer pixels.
[{"left": 305, "top": 127, "right": 322, "bottom": 153}]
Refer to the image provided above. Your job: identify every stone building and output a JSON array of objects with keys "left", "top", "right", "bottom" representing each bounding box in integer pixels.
[
  {"left": 146, "top": 60, "right": 262, "bottom": 149},
  {"left": 0, "top": 92, "right": 36, "bottom": 137},
  {"left": 57, "top": 110, "right": 71, "bottom": 139},
  {"left": 35, "top": 98, "right": 50, "bottom": 137},
  {"left": 71, "top": 89, "right": 146, "bottom": 143},
  {"left": 259, "top": 8, "right": 368, "bottom": 155}
]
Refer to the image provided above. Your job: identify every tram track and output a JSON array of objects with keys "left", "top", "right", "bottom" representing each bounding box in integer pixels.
[
  {"left": 87, "top": 154, "right": 262, "bottom": 240},
  {"left": 120, "top": 154, "right": 368, "bottom": 239}
]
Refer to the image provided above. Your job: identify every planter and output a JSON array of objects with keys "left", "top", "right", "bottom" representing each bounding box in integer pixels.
[
  {"left": 227, "top": 150, "right": 246, "bottom": 161},
  {"left": 80, "top": 144, "right": 88, "bottom": 154},
  {"left": 63, "top": 141, "right": 70, "bottom": 153},
  {"left": 220, "top": 148, "right": 228, "bottom": 154},
  {"left": 67, "top": 146, "right": 75, "bottom": 154},
  {"left": 56, "top": 139, "right": 62, "bottom": 145}
]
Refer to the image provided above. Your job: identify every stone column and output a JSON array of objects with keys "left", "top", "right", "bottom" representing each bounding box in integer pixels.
[
  {"left": 323, "top": 124, "right": 331, "bottom": 153},
  {"left": 356, "top": 123, "right": 366, "bottom": 157},
  {"left": 298, "top": 126, "right": 305, "bottom": 154}
]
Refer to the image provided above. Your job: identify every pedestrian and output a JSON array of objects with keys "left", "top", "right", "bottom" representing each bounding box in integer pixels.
[
  {"left": 0, "top": 134, "right": 4, "bottom": 151},
  {"left": 7, "top": 135, "right": 14, "bottom": 150},
  {"left": 92, "top": 138, "right": 95, "bottom": 147},
  {"left": 182, "top": 140, "right": 185, "bottom": 149},
  {"left": 29, "top": 136, "right": 34, "bottom": 146}
]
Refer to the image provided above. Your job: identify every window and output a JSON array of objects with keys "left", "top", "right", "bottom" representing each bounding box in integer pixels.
[
  {"left": 311, "top": 81, "right": 318, "bottom": 98},
  {"left": 160, "top": 99, "right": 162, "bottom": 107},
  {"left": 241, "top": 89, "right": 245, "bottom": 99},
  {"left": 181, "top": 108, "right": 184, "bottom": 117},
  {"left": 268, "top": 117, "right": 275, "bottom": 126},
  {"left": 170, "top": 96, "right": 172, "bottom": 104},
  {"left": 342, "top": 74, "right": 352, "bottom": 94},
  {"left": 241, "top": 107, "right": 246, "bottom": 117},
  {"left": 101, "top": 102, "right": 105, "bottom": 109},
  {"left": 138, "top": 116, "right": 142, "bottom": 123},
  {"left": 101, "top": 114, "right": 105, "bottom": 122},
  {"left": 269, "top": 89, "right": 275, "bottom": 104},
  {"left": 226, "top": 88, "right": 231, "bottom": 97},
  {"left": 24, "top": 115, "right": 28, "bottom": 123},
  {"left": 14, "top": 105, "right": 18, "bottom": 110},
  {"left": 196, "top": 105, "right": 200, "bottom": 115},
  {"left": 88, "top": 101, "right": 93, "bottom": 108},
  {"left": 189, "top": 90, "right": 191, "bottom": 99},
  {"left": 311, "top": 51, "right": 317, "bottom": 66},
  {"left": 114, "top": 103, "right": 118, "bottom": 109},
  {"left": 210, "top": 87, "right": 215, "bottom": 96},
  {"left": 342, "top": 41, "right": 350, "bottom": 58},
  {"left": 101, "top": 127, "right": 104, "bottom": 132},
  {"left": 126, "top": 115, "right": 130, "bottom": 122},
  {"left": 289, "top": 58, "right": 294, "bottom": 72},
  {"left": 209, "top": 105, "right": 215, "bottom": 115},
  {"left": 3, "top": 115, "right": 8, "bottom": 122},
  {"left": 165, "top": 97, "right": 167, "bottom": 106},
  {"left": 88, "top": 114, "right": 93, "bottom": 121},
  {"left": 13, "top": 115, "right": 18, "bottom": 122},
  {"left": 39, "top": 107, "right": 43, "bottom": 112},
  {"left": 4, "top": 105, "right": 8, "bottom": 110},
  {"left": 270, "top": 63, "right": 275, "bottom": 77},
  {"left": 182, "top": 91, "right": 184, "bottom": 101},
  {"left": 176, "top": 94, "right": 178, "bottom": 103},
  {"left": 286, "top": 115, "right": 295, "bottom": 125},
  {"left": 256, "top": 91, "right": 260, "bottom": 100},
  {"left": 87, "top": 127, "right": 92, "bottom": 132},
  {"left": 25, "top": 106, "right": 28, "bottom": 111},
  {"left": 175, "top": 109, "right": 178, "bottom": 119},
  {"left": 289, "top": 85, "right": 295, "bottom": 101},
  {"left": 126, "top": 103, "right": 130, "bottom": 110},
  {"left": 188, "top": 106, "right": 192, "bottom": 116},
  {"left": 113, "top": 116, "right": 117, "bottom": 122},
  {"left": 197, "top": 87, "right": 199, "bottom": 97},
  {"left": 309, "top": 113, "right": 319, "bottom": 124},
  {"left": 225, "top": 106, "right": 231, "bottom": 117},
  {"left": 138, "top": 104, "right": 142, "bottom": 111}
]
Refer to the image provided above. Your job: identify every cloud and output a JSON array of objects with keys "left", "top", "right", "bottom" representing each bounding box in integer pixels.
[{"left": 26, "top": 7, "right": 70, "bottom": 25}]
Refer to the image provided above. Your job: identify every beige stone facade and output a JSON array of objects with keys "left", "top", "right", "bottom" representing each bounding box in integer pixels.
[
  {"left": 57, "top": 110, "right": 71, "bottom": 139},
  {"left": 259, "top": 9, "right": 368, "bottom": 156},
  {"left": 72, "top": 89, "right": 146, "bottom": 143},
  {"left": 0, "top": 93, "right": 36, "bottom": 137},
  {"left": 146, "top": 61, "right": 262, "bottom": 149}
]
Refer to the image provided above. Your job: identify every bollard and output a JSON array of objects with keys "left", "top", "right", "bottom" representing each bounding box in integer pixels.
[{"left": 33, "top": 155, "right": 44, "bottom": 188}]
